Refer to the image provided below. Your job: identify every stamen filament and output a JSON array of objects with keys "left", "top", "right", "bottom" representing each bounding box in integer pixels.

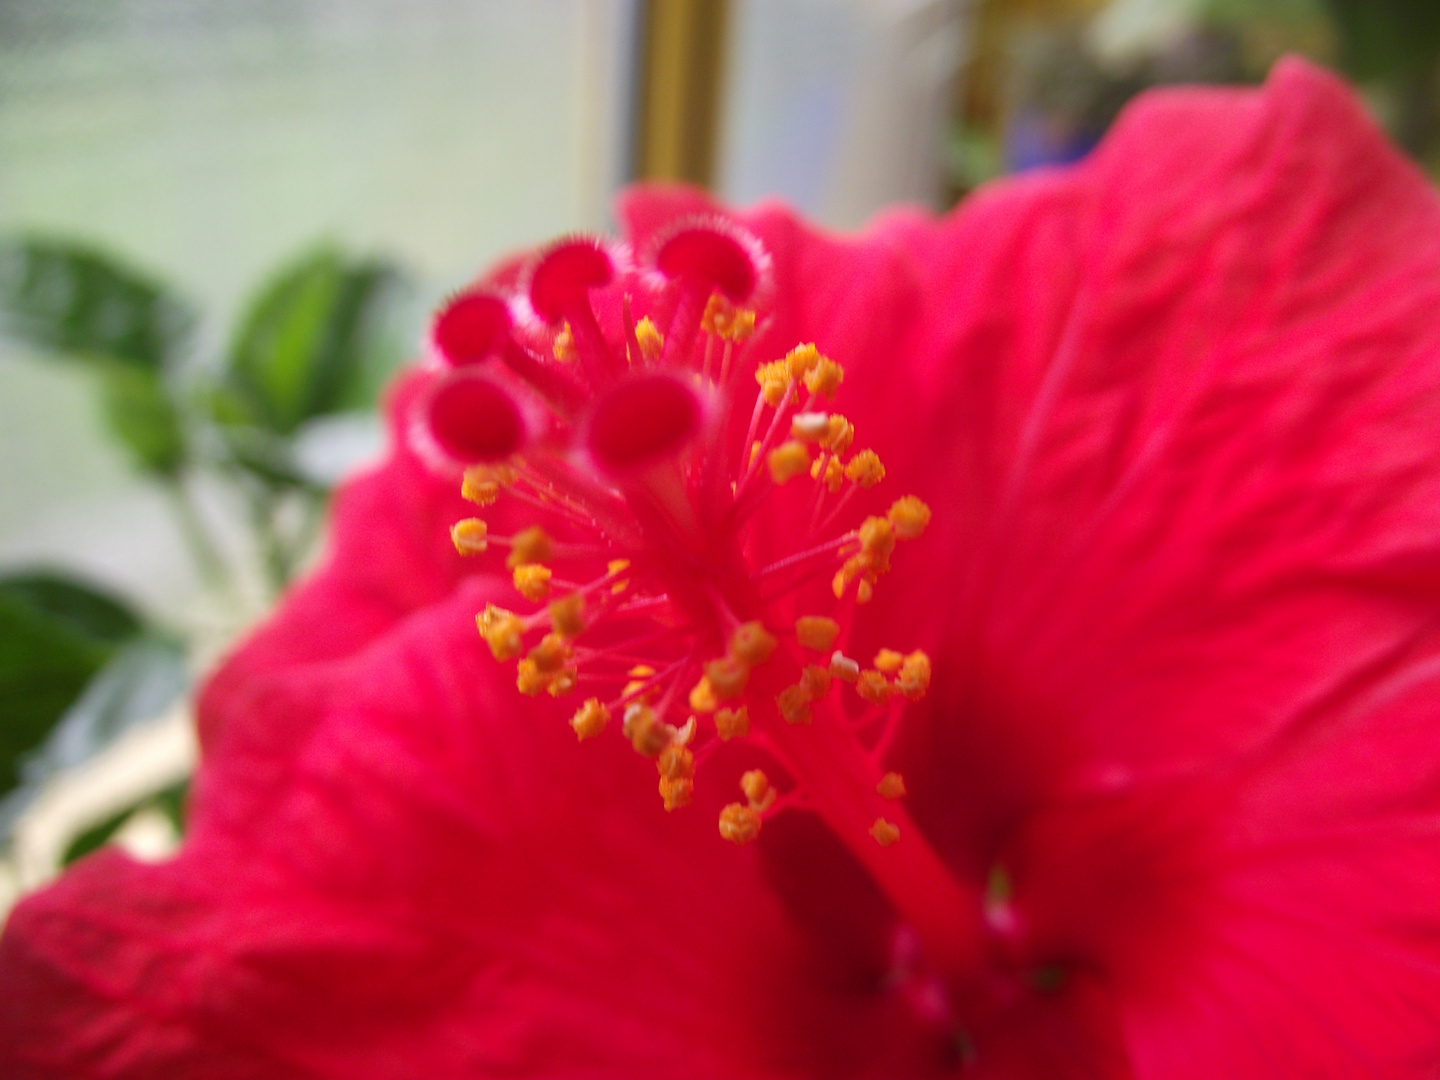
[
  {"left": 746, "top": 657, "right": 989, "bottom": 979},
  {"left": 734, "top": 381, "right": 798, "bottom": 501},
  {"left": 813, "top": 484, "right": 863, "bottom": 538},
  {"left": 754, "top": 532, "right": 857, "bottom": 580}
]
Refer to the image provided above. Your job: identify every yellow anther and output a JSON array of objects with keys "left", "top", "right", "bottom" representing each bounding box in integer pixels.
[
  {"left": 513, "top": 564, "right": 553, "bottom": 602},
  {"left": 730, "top": 311, "right": 757, "bottom": 342},
  {"left": 829, "top": 651, "right": 860, "bottom": 682},
  {"left": 832, "top": 516, "right": 897, "bottom": 604},
  {"left": 731, "top": 621, "right": 778, "bottom": 666},
  {"left": 623, "top": 703, "right": 669, "bottom": 757},
  {"left": 516, "top": 658, "right": 548, "bottom": 696},
  {"left": 856, "top": 669, "right": 893, "bottom": 705},
  {"left": 700, "top": 294, "right": 756, "bottom": 342},
  {"left": 821, "top": 415, "right": 855, "bottom": 455},
  {"left": 659, "top": 776, "right": 694, "bottom": 811},
  {"left": 688, "top": 676, "right": 718, "bottom": 714},
  {"left": 811, "top": 455, "right": 844, "bottom": 493},
  {"left": 634, "top": 316, "right": 664, "bottom": 362},
  {"left": 803, "top": 357, "right": 845, "bottom": 398},
  {"left": 527, "top": 633, "right": 570, "bottom": 674},
  {"left": 519, "top": 644, "right": 576, "bottom": 696},
  {"left": 547, "top": 668, "right": 578, "bottom": 697},
  {"left": 461, "top": 464, "right": 514, "bottom": 506},
  {"left": 776, "top": 683, "right": 811, "bottom": 724},
  {"left": 877, "top": 772, "right": 907, "bottom": 799},
  {"left": 799, "top": 665, "right": 833, "bottom": 701},
  {"left": 755, "top": 359, "right": 791, "bottom": 407},
  {"left": 451, "top": 518, "right": 489, "bottom": 555},
  {"left": 870, "top": 818, "right": 901, "bottom": 847},
  {"left": 658, "top": 744, "right": 695, "bottom": 782},
  {"left": 719, "top": 803, "right": 761, "bottom": 844},
  {"left": 874, "top": 649, "right": 905, "bottom": 675},
  {"left": 608, "top": 558, "right": 631, "bottom": 594},
  {"left": 740, "top": 769, "right": 776, "bottom": 812},
  {"left": 506, "top": 526, "right": 554, "bottom": 569},
  {"left": 784, "top": 343, "right": 821, "bottom": 379},
  {"left": 548, "top": 593, "right": 585, "bottom": 637},
  {"left": 477, "top": 604, "right": 525, "bottom": 661},
  {"left": 767, "top": 440, "right": 811, "bottom": 484},
  {"left": 462, "top": 478, "right": 500, "bottom": 506},
  {"left": 897, "top": 650, "right": 932, "bottom": 702},
  {"left": 845, "top": 450, "right": 886, "bottom": 489},
  {"left": 570, "top": 698, "right": 609, "bottom": 741},
  {"left": 553, "top": 322, "right": 576, "bottom": 362},
  {"left": 888, "top": 496, "right": 932, "bottom": 541},
  {"left": 714, "top": 706, "right": 749, "bottom": 740},
  {"left": 623, "top": 664, "right": 656, "bottom": 700},
  {"left": 859, "top": 517, "right": 897, "bottom": 565},
  {"left": 791, "top": 412, "right": 830, "bottom": 441},
  {"left": 795, "top": 615, "right": 840, "bottom": 652},
  {"left": 704, "top": 656, "right": 751, "bottom": 700}
]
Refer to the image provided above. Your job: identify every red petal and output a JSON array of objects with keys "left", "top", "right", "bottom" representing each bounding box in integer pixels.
[
  {"left": 2, "top": 585, "right": 953, "bottom": 1076},
  {"left": 10, "top": 58, "right": 1440, "bottom": 1079},
  {"left": 891, "top": 58, "right": 1440, "bottom": 1073}
]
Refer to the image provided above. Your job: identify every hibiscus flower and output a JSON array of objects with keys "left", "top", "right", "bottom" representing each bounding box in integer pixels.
[{"left": 5, "top": 57, "right": 1440, "bottom": 1078}]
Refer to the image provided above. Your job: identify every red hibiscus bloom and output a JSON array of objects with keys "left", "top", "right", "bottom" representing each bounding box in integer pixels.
[{"left": 5, "top": 58, "right": 1440, "bottom": 1078}]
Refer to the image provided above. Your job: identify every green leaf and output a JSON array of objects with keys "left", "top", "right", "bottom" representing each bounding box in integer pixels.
[
  {"left": 0, "top": 238, "right": 194, "bottom": 370},
  {"left": 1, "top": 637, "right": 189, "bottom": 841},
  {"left": 98, "top": 364, "right": 187, "bottom": 475},
  {"left": 0, "top": 574, "right": 142, "bottom": 647},
  {"left": 0, "top": 573, "right": 144, "bottom": 796},
  {"left": 220, "top": 246, "right": 409, "bottom": 436},
  {"left": 1322, "top": 0, "right": 1440, "bottom": 79}
]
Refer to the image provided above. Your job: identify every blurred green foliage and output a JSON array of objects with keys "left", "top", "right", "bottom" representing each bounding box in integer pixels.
[
  {"left": 1324, "top": 0, "right": 1440, "bottom": 79},
  {"left": 218, "top": 248, "right": 406, "bottom": 436},
  {"left": 0, "top": 239, "right": 193, "bottom": 371},
  {"left": 0, "top": 237, "right": 412, "bottom": 857},
  {"left": 0, "top": 573, "right": 142, "bottom": 795}
]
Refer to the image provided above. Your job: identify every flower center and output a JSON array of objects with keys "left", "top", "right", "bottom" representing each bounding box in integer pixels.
[{"left": 421, "top": 220, "right": 1002, "bottom": 1012}]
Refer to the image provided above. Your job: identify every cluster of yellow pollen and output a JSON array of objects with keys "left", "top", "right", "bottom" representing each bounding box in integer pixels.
[
  {"left": 633, "top": 316, "right": 664, "bottom": 362},
  {"left": 854, "top": 649, "right": 932, "bottom": 705},
  {"left": 451, "top": 517, "right": 489, "bottom": 555},
  {"left": 553, "top": 322, "right": 576, "bottom": 362},
  {"left": 461, "top": 463, "right": 515, "bottom": 507},
  {"left": 477, "top": 604, "right": 525, "bottom": 661},
  {"left": 832, "top": 496, "right": 932, "bottom": 604},
  {"left": 688, "top": 621, "right": 778, "bottom": 713},
  {"left": 701, "top": 294, "right": 756, "bottom": 342},
  {"left": 718, "top": 767, "right": 775, "bottom": 843},
  {"left": 755, "top": 343, "right": 843, "bottom": 407},
  {"left": 463, "top": 521, "right": 587, "bottom": 699},
  {"left": 570, "top": 697, "right": 609, "bottom": 740},
  {"left": 775, "top": 664, "right": 833, "bottom": 725},
  {"left": 657, "top": 743, "right": 695, "bottom": 810},
  {"left": 443, "top": 301, "right": 938, "bottom": 847},
  {"left": 870, "top": 818, "right": 901, "bottom": 847},
  {"left": 516, "top": 632, "right": 578, "bottom": 698}
]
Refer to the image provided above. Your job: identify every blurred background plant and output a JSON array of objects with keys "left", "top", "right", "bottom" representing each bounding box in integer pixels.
[
  {"left": 1, "top": 0, "right": 1435, "bottom": 916},
  {"left": 952, "top": 0, "right": 1440, "bottom": 193},
  {"left": 0, "top": 236, "right": 409, "bottom": 874}
]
